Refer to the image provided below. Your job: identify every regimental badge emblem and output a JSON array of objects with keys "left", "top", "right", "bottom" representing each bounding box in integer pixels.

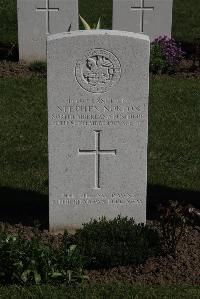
[{"left": 75, "top": 48, "right": 121, "bottom": 93}]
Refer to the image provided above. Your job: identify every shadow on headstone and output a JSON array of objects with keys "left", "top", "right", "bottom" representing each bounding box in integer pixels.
[
  {"left": 147, "top": 184, "right": 200, "bottom": 220},
  {"left": 0, "top": 187, "right": 48, "bottom": 229}
]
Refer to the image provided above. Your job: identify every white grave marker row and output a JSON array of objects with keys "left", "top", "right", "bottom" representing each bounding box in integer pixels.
[{"left": 17, "top": 0, "right": 173, "bottom": 61}]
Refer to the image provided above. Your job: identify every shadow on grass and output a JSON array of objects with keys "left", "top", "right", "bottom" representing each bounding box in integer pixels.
[
  {"left": 0, "top": 185, "right": 199, "bottom": 228},
  {"left": 0, "top": 42, "right": 19, "bottom": 61},
  {"left": 147, "top": 185, "right": 200, "bottom": 220},
  {"left": 0, "top": 187, "right": 48, "bottom": 229}
]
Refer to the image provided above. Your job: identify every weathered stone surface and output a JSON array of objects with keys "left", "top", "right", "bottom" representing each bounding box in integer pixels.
[
  {"left": 47, "top": 30, "right": 150, "bottom": 232},
  {"left": 17, "top": 0, "right": 78, "bottom": 61},
  {"left": 113, "top": 0, "right": 173, "bottom": 41}
]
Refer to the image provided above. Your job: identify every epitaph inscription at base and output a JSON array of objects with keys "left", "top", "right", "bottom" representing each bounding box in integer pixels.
[{"left": 48, "top": 30, "right": 150, "bottom": 232}]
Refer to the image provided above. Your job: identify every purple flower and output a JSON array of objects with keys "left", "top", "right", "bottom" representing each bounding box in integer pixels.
[{"left": 152, "top": 35, "right": 185, "bottom": 67}]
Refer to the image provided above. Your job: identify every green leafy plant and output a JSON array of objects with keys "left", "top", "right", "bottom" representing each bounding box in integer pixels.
[
  {"left": 79, "top": 15, "right": 101, "bottom": 30},
  {"left": 150, "top": 43, "right": 168, "bottom": 74},
  {"left": 29, "top": 61, "right": 47, "bottom": 74},
  {"left": 74, "top": 216, "right": 161, "bottom": 269},
  {"left": 0, "top": 226, "right": 85, "bottom": 285},
  {"left": 159, "top": 201, "right": 189, "bottom": 257}
]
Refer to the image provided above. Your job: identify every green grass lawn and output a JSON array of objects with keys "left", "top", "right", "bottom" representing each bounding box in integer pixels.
[
  {"left": 0, "top": 284, "right": 199, "bottom": 299},
  {"left": 172, "top": 0, "right": 200, "bottom": 42},
  {"left": 0, "top": 0, "right": 199, "bottom": 44},
  {"left": 148, "top": 77, "right": 200, "bottom": 191},
  {"left": 0, "top": 0, "right": 17, "bottom": 44},
  {"left": 0, "top": 77, "right": 48, "bottom": 194},
  {"left": 0, "top": 76, "right": 199, "bottom": 196}
]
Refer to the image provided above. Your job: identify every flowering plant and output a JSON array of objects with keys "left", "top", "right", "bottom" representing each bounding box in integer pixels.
[{"left": 150, "top": 35, "right": 185, "bottom": 74}]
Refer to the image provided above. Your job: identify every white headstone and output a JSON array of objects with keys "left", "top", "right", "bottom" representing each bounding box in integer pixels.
[
  {"left": 47, "top": 30, "right": 150, "bottom": 232},
  {"left": 113, "top": 0, "right": 173, "bottom": 41},
  {"left": 17, "top": 0, "right": 78, "bottom": 62}
]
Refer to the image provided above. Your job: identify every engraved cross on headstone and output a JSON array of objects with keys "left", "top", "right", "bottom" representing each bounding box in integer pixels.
[
  {"left": 131, "top": 0, "right": 154, "bottom": 33},
  {"left": 78, "top": 130, "right": 117, "bottom": 189},
  {"left": 36, "top": 0, "right": 59, "bottom": 34}
]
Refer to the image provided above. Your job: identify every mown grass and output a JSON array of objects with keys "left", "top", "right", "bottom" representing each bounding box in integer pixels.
[
  {"left": 0, "top": 0, "right": 17, "bottom": 44},
  {"left": 172, "top": 0, "right": 200, "bottom": 42},
  {"left": 0, "top": 76, "right": 199, "bottom": 195},
  {"left": 0, "top": 0, "right": 199, "bottom": 44},
  {"left": 148, "top": 77, "right": 200, "bottom": 191},
  {"left": 0, "top": 77, "right": 48, "bottom": 194},
  {"left": 0, "top": 284, "right": 200, "bottom": 299}
]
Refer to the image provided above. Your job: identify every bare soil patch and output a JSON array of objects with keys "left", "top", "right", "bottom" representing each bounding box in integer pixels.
[
  {"left": 0, "top": 61, "right": 46, "bottom": 78},
  {"left": 1, "top": 60, "right": 200, "bottom": 79},
  {"left": 86, "top": 225, "right": 200, "bottom": 285}
]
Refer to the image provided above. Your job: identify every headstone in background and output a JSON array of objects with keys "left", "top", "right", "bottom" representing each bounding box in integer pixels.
[
  {"left": 47, "top": 30, "right": 150, "bottom": 232},
  {"left": 113, "top": 0, "right": 173, "bottom": 41},
  {"left": 17, "top": 0, "right": 78, "bottom": 62}
]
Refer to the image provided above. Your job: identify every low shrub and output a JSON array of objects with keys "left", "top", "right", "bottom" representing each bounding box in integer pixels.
[
  {"left": 0, "top": 227, "right": 85, "bottom": 285},
  {"left": 159, "top": 201, "right": 190, "bottom": 257},
  {"left": 74, "top": 216, "right": 161, "bottom": 269},
  {"left": 150, "top": 35, "right": 185, "bottom": 74},
  {"left": 29, "top": 61, "right": 47, "bottom": 74}
]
